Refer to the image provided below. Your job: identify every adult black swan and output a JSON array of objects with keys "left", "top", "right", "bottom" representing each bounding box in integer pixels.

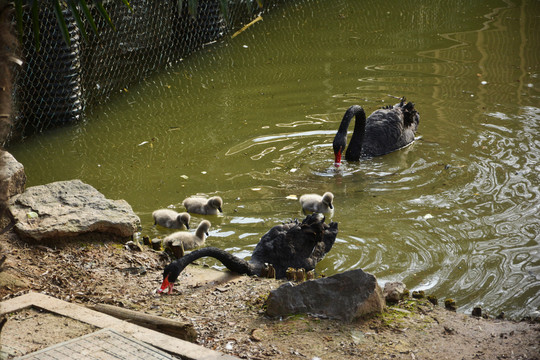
[
  {"left": 332, "top": 98, "right": 419, "bottom": 166},
  {"left": 158, "top": 213, "right": 338, "bottom": 294}
]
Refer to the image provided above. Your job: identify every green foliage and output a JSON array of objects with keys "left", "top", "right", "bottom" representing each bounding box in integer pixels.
[
  {"left": 11, "top": 0, "right": 131, "bottom": 50},
  {"left": 13, "top": 0, "right": 264, "bottom": 51}
]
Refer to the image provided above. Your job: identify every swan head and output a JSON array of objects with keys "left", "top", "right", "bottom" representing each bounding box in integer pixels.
[
  {"left": 158, "top": 262, "right": 181, "bottom": 294},
  {"left": 332, "top": 136, "right": 346, "bottom": 167}
]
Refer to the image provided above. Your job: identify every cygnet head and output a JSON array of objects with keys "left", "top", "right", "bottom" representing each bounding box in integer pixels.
[
  {"left": 209, "top": 196, "right": 223, "bottom": 212},
  {"left": 322, "top": 192, "right": 334, "bottom": 209},
  {"left": 177, "top": 212, "right": 191, "bottom": 229},
  {"left": 197, "top": 220, "right": 212, "bottom": 237}
]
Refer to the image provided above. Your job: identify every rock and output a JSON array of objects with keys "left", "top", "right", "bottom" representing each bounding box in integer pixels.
[
  {"left": 472, "top": 306, "right": 482, "bottom": 317},
  {"left": 151, "top": 238, "right": 163, "bottom": 251},
  {"left": 412, "top": 290, "right": 425, "bottom": 299},
  {"left": 0, "top": 151, "right": 26, "bottom": 202},
  {"left": 444, "top": 298, "right": 457, "bottom": 311},
  {"left": 266, "top": 269, "right": 384, "bottom": 322},
  {"left": 8, "top": 179, "right": 140, "bottom": 241},
  {"left": 124, "top": 241, "right": 143, "bottom": 252},
  {"left": 383, "top": 281, "right": 407, "bottom": 303},
  {"left": 427, "top": 295, "right": 438, "bottom": 305}
]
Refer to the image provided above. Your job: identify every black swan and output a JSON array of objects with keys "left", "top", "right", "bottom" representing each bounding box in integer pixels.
[
  {"left": 158, "top": 213, "right": 338, "bottom": 294},
  {"left": 332, "top": 98, "right": 419, "bottom": 165}
]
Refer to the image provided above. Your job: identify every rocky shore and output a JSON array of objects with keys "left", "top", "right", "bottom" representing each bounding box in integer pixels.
[{"left": 1, "top": 227, "right": 539, "bottom": 360}]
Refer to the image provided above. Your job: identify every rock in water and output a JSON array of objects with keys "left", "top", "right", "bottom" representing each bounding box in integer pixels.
[
  {"left": 8, "top": 179, "right": 140, "bottom": 241},
  {"left": 266, "top": 269, "right": 384, "bottom": 322},
  {"left": 383, "top": 281, "right": 408, "bottom": 303}
]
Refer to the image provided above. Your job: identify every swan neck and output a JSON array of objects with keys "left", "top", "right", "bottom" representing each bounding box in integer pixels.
[
  {"left": 172, "top": 247, "right": 253, "bottom": 275},
  {"left": 345, "top": 106, "right": 366, "bottom": 160}
]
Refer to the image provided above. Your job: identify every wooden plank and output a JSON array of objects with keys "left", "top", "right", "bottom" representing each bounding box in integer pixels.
[
  {"left": 0, "top": 292, "right": 239, "bottom": 360},
  {"left": 89, "top": 303, "right": 197, "bottom": 342}
]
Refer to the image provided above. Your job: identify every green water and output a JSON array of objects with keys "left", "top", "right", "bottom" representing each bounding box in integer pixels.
[{"left": 8, "top": 0, "right": 540, "bottom": 318}]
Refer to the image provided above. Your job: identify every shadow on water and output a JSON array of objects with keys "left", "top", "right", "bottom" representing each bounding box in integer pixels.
[{"left": 7, "top": 0, "right": 540, "bottom": 319}]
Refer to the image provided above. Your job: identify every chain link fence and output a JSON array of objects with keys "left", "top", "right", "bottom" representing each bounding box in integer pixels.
[{"left": 6, "top": 0, "right": 282, "bottom": 146}]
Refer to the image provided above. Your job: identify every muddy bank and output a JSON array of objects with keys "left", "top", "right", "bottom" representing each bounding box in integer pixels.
[{"left": 1, "top": 230, "right": 539, "bottom": 360}]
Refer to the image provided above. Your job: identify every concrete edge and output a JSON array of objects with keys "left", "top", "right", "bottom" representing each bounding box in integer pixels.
[{"left": 0, "top": 291, "right": 240, "bottom": 360}]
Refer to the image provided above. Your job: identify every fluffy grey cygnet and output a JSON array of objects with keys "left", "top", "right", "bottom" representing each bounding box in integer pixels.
[
  {"left": 163, "top": 220, "right": 211, "bottom": 250},
  {"left": 152, "top": 209, "right": 190, "bottom": 229},
  {"left": 182, "top": 196, "right": 223, "bottom": 215},
  {"left": 299, "top": 192, "right": 334, "bottom": 213}
]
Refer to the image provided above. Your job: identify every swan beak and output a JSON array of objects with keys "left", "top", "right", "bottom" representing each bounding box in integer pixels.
[
  {"left": 158, "top": 275, "right": 173, "bottom": 294},
  {"left": 334, "top": 150, "right": 342, "bottom": 167},
  {"left": 218, "top": 206, "right": 223, "bottom": 213}
]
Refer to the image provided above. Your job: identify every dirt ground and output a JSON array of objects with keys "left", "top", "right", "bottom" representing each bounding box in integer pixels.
[{"left": 1, "top": 229, "right": 539, "bottom": 360}]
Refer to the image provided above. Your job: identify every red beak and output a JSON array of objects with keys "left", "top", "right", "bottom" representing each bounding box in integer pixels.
[
  {"left": 334, "top": 149, "right": 342, "bottom": 167},
  {"left": 158, "top": 275, "right": 173, "bottom": 294}
]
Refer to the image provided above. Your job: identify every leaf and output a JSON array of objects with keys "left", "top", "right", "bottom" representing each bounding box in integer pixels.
[
  {"left": 52, "top": 0, "right": 70, "bottom": 47},
  {"left": 31, "top": 0, "right": 41, "bottom": 51},
  {"left": 78, "top": 0, "right": 99, "bottom": 36},
  {"left": 218, "top": 0, "right": 229, "bottom": 24},
  {"left": 66, "top": 1, "right": 89, "bottom": 42},
  {"left": 187, "top": 0, "right": 198, "bottom": 17},
  {"left": 120, "top": 0, "right": 133, "bottom": 12},
  {"left": 256, "top": 0, "right": 264, "bottom": 8},
  {"left": 95, "top": 0, "right": 115, "bottom": 31}
]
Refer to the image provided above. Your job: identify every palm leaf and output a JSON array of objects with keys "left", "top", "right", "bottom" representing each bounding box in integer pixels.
[
  {"left": 78, "top": 0, "right": 99, "bottom": 36},
  {"left": 30, "top": 0, "right": 40, "bottom": 51},
  {"left": 218, "top": 0, "right": 229, "bottom": 24},
  {"left": 52, "top": 0, "right": 70, "bottom": 47},
  {"left": 94, "top": 0, "right": 115, "bottom": 31},
  {"left": 66, "top": 1, "right": 88, "bottom": 42}
]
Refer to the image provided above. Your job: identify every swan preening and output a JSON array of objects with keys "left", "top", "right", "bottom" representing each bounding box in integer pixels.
[
  {"left": 299, "top": 192, "right": 334, "bottom": 213},
  {"left": 333, "top": 98, "right": 419, "bottom": 165},
  {"left": 152, "top": 209, "right": 191, "bottom": 229},
  {"left": 158, "top": 213, "right": 338, "bottom": 294},
  {"left": 182, "top": 196, "right": 223, "bottom": 215},
  {"left": 162, "top": 220, "right": 211, "bottom": 251}
]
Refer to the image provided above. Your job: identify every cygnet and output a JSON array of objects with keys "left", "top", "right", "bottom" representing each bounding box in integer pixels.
[
  {"left": 152, "top": 209, "right": 190, "bottom": 229},
  {"left": 299, "top": 192, "right": 334, "bottom": 213},
  {"left": 182, "top": 196, "right": 223, "bottom": 215},
  {"left": 163, "top": 220, "right": 211, "bottom": 250}
]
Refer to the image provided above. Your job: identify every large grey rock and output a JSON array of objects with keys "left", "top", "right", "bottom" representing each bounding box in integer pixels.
[
  {"left": 266, "top": 269, "right": 384, "bottom": 322},
  {"left": 0, "top": 151, "right": 26, "bottom": 200},
  {"left": 8, "top": 179, "right": 140, "bottom": 241}
]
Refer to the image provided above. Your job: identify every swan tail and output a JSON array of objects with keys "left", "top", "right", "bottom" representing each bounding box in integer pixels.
[{"left": 402, "top": 100, "right": 418, "bottom": 127}]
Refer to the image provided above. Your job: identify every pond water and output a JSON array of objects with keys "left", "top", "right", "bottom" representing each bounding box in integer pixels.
[{"left": 8, "top": 0, "right": 540, "bottom": 319}]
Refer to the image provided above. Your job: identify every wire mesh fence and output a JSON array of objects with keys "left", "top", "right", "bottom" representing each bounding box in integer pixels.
[{"left": 6, "top": 0, "right": 280, "bottom": 146}]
